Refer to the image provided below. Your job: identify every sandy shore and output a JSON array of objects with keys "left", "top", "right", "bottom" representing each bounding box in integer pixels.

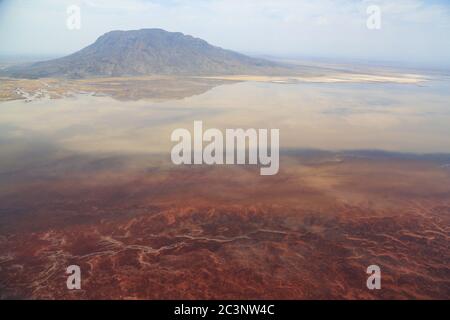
[
  {"left": 0, "top": 69, "right": 429, "bottom": 103},
  {"left": 200, "top": 72, "right": 428, "bottom": 84}
]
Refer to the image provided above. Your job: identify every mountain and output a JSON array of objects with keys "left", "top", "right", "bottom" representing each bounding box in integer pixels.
[{"left": 3, "top": 29, "right": 291, "bottom": 79}]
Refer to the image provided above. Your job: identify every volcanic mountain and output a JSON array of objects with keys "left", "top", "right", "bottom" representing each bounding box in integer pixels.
[{"left": 4, "top": 29, "right": 289, "bottom": 78}]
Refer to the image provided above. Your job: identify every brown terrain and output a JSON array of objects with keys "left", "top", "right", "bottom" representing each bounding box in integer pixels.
[
  {"left": 0, "top": 69, "right": 426, "bottom": 103},
  {"left": 0, "top": 76, "right": 238, "bottom": 102},
  {"left": 0, "top": 152, "right": 449, "bottom": 299}
]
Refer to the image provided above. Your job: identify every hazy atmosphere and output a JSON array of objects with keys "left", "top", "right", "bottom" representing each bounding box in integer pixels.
[
  {"left": 1, "top": 0, "right": 450, "bottom": 68},
  {"left": 1, "top": 0, "right": 449, "bottom": 302}
]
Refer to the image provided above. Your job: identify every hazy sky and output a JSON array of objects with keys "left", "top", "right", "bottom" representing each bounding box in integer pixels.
[{"left": 1, "top": 0, "right": 449, "bottom": 68}]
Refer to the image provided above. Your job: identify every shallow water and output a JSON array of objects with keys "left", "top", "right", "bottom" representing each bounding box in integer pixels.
[
  {"left": 1, "top": 79, "right": 450, "bottom": 161},
  {"left": 1, "top": 78, "right": 450, "bottom": 300}
]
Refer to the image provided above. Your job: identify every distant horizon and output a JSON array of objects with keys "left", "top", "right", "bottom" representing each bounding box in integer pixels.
[
  {"left": 1, "top": 0, "right": 450, "bottom": 70},
  {"left": 0, "top": 28, "right": 449, "bottom": 74},
  {"left": 0, "top": 53, "right": 447, "bottom": 74}
]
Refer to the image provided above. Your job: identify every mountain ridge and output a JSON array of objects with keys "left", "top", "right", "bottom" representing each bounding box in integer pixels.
[{"left": 3, "top": 29, "right": 292, "bottom": 79}]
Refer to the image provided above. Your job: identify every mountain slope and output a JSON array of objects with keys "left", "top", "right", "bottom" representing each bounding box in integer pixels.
[{"left": 4, "top": 29, "right": 290, "bottom": 78}]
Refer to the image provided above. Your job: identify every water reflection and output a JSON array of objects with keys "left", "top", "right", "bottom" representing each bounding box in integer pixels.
[{"left": 1, "top": 80, "right": 450, "bottom": 160}]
